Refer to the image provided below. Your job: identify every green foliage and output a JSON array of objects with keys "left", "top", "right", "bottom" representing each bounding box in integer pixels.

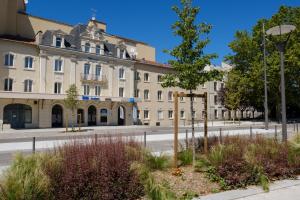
[
  {"left": 132, "top": 163, "right": 176, "bottom": 200},
  {"left": 0, "top": 153, "right": 55, "bottom": 200},
  {"left": 144, "top": 152, "right": 171, "bottom": 171},
  {"left": 225, "top": 6, "right": 300, "bottom": 118},
  {"left": 178, "top": 149, "right": 193, "bottom": 166},
  {"left": 179, "top": 191, "right": 198, "bottom": 200}
]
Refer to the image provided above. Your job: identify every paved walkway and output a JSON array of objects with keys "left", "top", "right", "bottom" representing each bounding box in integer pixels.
[{"left": 196, "top": 178, "right": 300, "bottom": 200}]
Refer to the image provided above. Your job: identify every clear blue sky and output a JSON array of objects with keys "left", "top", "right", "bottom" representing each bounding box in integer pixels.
[{"left": 27, "top": 0, "right": 299, "bottom": 65}]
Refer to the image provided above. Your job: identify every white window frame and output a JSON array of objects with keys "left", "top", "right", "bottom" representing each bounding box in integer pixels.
[
  {"left": 119, "top": 87, "right": 124, "bottom": 97},
  {"left": 95, "top": 65, "right": 102, "bottom": 77},
  {"left": 53, "top": 58, "right": 64, "bottom": 73},
  {"left": 157, "top": 110, "right": 164, "bottom": 120},
  {"left": 4, "top": 78, "right": 13, "bottom": 91},
  {"left": 144, "top": 90, "right": 150, "bottom": 100},
  {"left": 157, "top": 90, "right": 163, "bottom": 101},
  {"left": 119, "top": 68, "right": 125, "bottom": 80},
  {"left": 24, "top": 79, "right": 33, "bottom": 92},
  {"left": 134, "top": 89, "right": 139, "bottom": 98},
  {"left": 54, "top": 82, "right": 62, "bottom": 94},
  {"left": 83, "top": 84, "right": 90, "bottom": 96},
  {"left": 4, "top": 53, "right": 15, "bottom": 67},
  {"left": 157, "top": 75, "right": 162, "bottom": 83},
  {"left": 144, "top": 110, "right": 149, "bottom": 120},
  {"left": 95, "top": 85, "right": 101, "bottom": 96},
  {"left": 168, "top": 91, "right": 173, "bottom": 101},
  {"left": 180, "top": 110, "right": 185, "bottom": 119},
  {"left": 54, "top": 35, "right": 63, "bottom": 48},
  {"left": 85, "top": 42, "right": 91, "bottom": 53},
  {"left": 24, "top": 56, "right": 34, "bottom": 69},
  {"left": 168, "top": 110, "right": 173, "bottom": 119},
  {"left": 144, "top": 73, "right": 149, "bottom": 82}
]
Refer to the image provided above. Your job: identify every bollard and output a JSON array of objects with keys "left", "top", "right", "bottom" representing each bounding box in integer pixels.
[
  {"left": 250, "top": 126, "right": 253, "bottom": 139},
  {"left": 185, "top": 129, "right": 188, "bottom": 149},
  {"left": 144, "top": 132, "right": 147, "bottom": 147},
  {"left": 275, "top": 125, "right": 278, "bottom": 141},
  {"left": 219, "top": 128, "right": 222, "bottom": 144},
  {"left": 32, "top": 137, "right": 36, "bottom": 154}
]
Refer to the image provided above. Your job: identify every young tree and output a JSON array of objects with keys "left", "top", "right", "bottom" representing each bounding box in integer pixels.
[
  {"left": 162, "top": 0, "right": 222, "bottom": 165},
  {"left": 64, "top": 84, "right": 79, "bottom": 131}
]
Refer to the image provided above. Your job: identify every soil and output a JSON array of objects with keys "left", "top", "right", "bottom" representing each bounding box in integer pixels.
[{"left": 152, "top": 165, "right": 220, "bottom": 198}]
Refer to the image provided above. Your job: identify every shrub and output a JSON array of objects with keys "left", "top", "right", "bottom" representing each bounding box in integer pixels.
[
  {"left": 132, "top": 163, "right": 175, "bottom": 200},
  {"left": 178, "top": 149, "right": 193, "bottom": 166},
  {"left": 0, "top": 153, "right": 54, "bottom": 200},
  {"left": 202, "top": 136, "right": 300, "bottom": 191},
  {"left": 144, "top": 152, "right": 170, "bottom": 171},
  {"left": 44, "top": 137, "right": 144, "bottom": 200}
]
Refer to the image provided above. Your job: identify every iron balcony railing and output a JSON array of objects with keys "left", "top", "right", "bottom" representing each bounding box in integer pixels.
[{"left": 80, "top": 73, "right": 107, "bottom": 84}]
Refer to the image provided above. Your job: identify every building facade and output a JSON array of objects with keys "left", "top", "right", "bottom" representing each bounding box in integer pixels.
[{"left": 0, "top": 0, "right": 231, "bottom": 129}]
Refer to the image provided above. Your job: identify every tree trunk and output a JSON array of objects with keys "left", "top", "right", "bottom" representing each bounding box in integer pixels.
[
  {"left": 71, "top": 109, "right": 75, "bottom": 131},
  {"left": 190, "top": 89, "right": 196, "bottom": 167}
]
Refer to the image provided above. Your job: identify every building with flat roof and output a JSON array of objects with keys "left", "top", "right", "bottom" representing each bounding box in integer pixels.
[{"left": 0, "top": 0, "right": 232, "bottom": 129}]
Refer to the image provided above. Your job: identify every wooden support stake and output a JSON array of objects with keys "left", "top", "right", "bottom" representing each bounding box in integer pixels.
[
  {"left": 173, "top": 91, "right": 179, "bottom": 168},
  {"left": 78, "top": 114, "right": 81, "bottom": 132},
  {"left": 144, "top": 132, "right": 147, "bottom": 147},
  {"left": 204, "top": 92, "right": 208, "bottom": 154},
  {"left": 185, "top": 129, "right": 188, "bottom": 149},
  {"left": 32, "top": 137, "right": 36, "bottom": 154},
  {"left": 219, "top": 128, "right": 222, "bottom": 145},
  {"left": 275, "top": 125, "right": 278, "bottom": 141},
  {"left": 66, "top": 112, "right": 68, "bottom": 133}
]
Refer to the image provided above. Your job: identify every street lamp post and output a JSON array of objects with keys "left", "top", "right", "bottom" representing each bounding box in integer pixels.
[
  {"left": 266, "top": 24, "right": 296, "bottom": 142},
  {"left": 262, "top": 23, "right": 268, "bottom": 130}
]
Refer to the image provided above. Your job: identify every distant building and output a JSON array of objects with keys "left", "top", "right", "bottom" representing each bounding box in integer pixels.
[{"left": 0, "top": 0, "right": 233, "bottom": 129}]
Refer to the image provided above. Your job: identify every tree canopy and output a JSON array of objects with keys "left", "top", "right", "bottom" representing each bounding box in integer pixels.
[{"left": 224, "top": 6, "right": 300, "bottom": 119}]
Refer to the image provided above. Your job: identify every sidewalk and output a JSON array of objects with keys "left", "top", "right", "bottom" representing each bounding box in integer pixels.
[{"left": 196, "top": 177, "right": 300, "bottom": 200}]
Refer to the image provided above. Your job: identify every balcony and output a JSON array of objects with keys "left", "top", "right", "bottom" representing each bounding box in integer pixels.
[{"left": 80, "top": 73, "right": 107, "bottom": 84}]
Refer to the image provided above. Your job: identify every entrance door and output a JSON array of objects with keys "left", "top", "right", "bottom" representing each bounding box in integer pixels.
[
  {"left": 88, "top": 106, "right": 97, "bottom": 126},
  {"left": 118, "top": 106, "right": 125, "bottom": 126},
  {"left": 3, "top": 104, "right": 31, "bottom": 129},
  {"left": 52, "top": 105, "right": 63, "bottom": 128}
]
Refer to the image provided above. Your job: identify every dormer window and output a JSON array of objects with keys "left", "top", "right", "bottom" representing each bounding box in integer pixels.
[
  {"left": 55, "top": 37, "right": 62, "bottom": 47},
  {"left": 85, "top": 43, "right": 91, "bottom": 53}
]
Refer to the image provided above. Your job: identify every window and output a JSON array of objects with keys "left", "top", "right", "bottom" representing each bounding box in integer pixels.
[
  {"left": 96, "top": 45, "right": 101, "bottom": 55},
  {"left": 222, "top": 110, "right": 226, "bottom": 119},
  {"left": 144, "top": 90, "right": 149, "bottom": 100},
  {"left": 95, "top": 85, "right": 101, "bottom": 96},
  {"left": 214, "top": 95, "right": 218, "bottom": 105},
  {"left": 24, "top": 56, "right": 33, "bottom": 69},
  {"left": 83, "top": 85, "right": 90, "bottom": 95},
  {"left": 221, "top": 83, "right": 224, "bottom": 89},
  {"left": 4, "top": 78, "right": 13, "bottom": 91},
  {"left": 100, "top": 109, "right": 108, "bottom": 123},
  {"left": 134, "top": 72, "right": 140, "bottom": 80},
  {"left": 119, "top": 68, "right": 125, "bottom": 79},
  {"left": 168, "top": 91, "right": 173, "bottom": 101},
  {"left": 4, "top": 53, "right": 14, "bottom": 66},
  {"left": 54, "top": 82, "right": 62, "bottom": 94},
  {"left": 134, "top": 89, "right": 139, "bottom": 98},
  {"left": 24, "top": 79, "right": 33, "bottom": 92},
  {"left": 157, "top": 90, "right": 163, "bottom": 101},
  {"left": 214, "top": 109, "right": 218, "bottom": 119},
  {"left": 180, "top": 96, "right": 184, "bottom": 102},
  {"left": 214, "top": 82, "right": 217, "bottom": 91},
  {"left": 157, "top": 75, "right": 162, "bottom": 82},
  {"left": 85, "top": 43, "right": 91, "bottom": 53},
  {"left": 144, "top": 110, "right": 149, "bottom": 119},
  {"left": 119, "top": 87, "right": 124, "bottom": 97},
  {"left": 55, "top": 37, "right": 62, "bottom": 47},
  {"left": 54, "top": 59, "right": 63, "bottom": 72},
  {"left": 120, "top": 49, "right": 125, "bottom": 59},
  {"left": 168, "top": 110, "right": 173, "bottom": 119},
  {"left": 95, "top": 65, "right": 101, "bottom": 77},
  {"left": 157, "top": 110, "right": 163, "bottom": 120},
  {"left": 137, "top": 110, "right": 140, "bottom": 119},
  {"left": 192, "top": 111, "right": 196, "bottom": 118},
  {"left": 24, "top": 106, "right": 32, "bottom": 123},
  {"left": 84, "top": 63, "right": 90, "bottom": 75},
  {"left": 180, "top": 110, "right": 185, "bottom": 119},
  {"left": 144, "top": 73, "right": 149, "bottom": 82}
]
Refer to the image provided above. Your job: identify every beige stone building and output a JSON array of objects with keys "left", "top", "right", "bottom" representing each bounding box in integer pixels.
[{"left": 0, "top": 0, "right": 230, "bottom": 129}]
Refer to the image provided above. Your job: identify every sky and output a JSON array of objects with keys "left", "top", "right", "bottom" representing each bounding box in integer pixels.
[{"left": 26, "top": 0, "right": 299, "bottom": 66}]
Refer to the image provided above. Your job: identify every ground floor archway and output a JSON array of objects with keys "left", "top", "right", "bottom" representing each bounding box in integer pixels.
[
  {"left": 52, "top": 105, "right": 63, "bottom": 128},
  {"left": 3, "top": 104, "right": 32, "bottom": 129},
  {"left": 88, "top": 105, "right": 97, "bottom": 126}
]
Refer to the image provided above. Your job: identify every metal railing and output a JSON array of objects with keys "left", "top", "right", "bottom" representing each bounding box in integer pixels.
[{"left": 80, "top": 73, "right": 107, "bottom": 83}]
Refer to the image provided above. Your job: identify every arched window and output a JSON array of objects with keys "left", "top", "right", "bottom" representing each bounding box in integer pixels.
[{"left": 85, "top": 43, "right": 91, "bottom": 53}]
